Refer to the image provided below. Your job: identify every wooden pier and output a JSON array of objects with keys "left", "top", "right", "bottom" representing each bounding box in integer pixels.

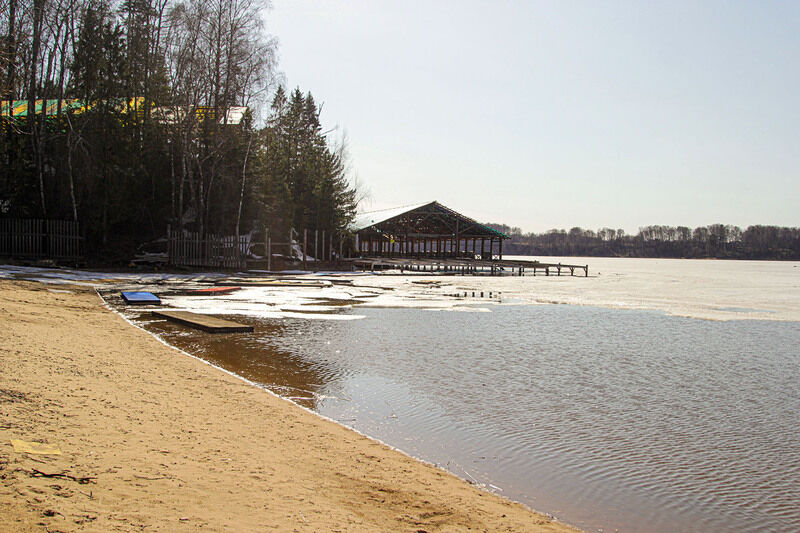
[
  {"left": 152, "top": 311, "right": 254, "bottom": 333},
  {"left": 348, "top": 257, "right": 588, "bottom": 277}
]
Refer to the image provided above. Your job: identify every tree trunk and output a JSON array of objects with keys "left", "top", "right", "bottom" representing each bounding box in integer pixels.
[
  {"left": 29, "top": 0, "right": 46, "bottom": 216},
  {"left": 235, "top": 135, "right": 253, "bottom": 241},
  {"left": 3, "top": 0, "right": 18, "bottom": 99}
]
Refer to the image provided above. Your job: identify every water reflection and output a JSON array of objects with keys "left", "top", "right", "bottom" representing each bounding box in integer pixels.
[
  {"left": 130, "top": 303, "right": 800, "bottom": 533},
  {"left": 139, "top": 313, "right": 325, "bottom": 409}
]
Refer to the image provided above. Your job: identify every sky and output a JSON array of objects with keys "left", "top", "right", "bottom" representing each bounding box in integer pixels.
[{"left": 266, "top": 1, "right": 799, "bottom": 234}]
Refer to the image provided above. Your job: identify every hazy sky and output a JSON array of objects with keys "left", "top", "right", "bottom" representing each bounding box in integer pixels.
[{"left": 267, "top": 1, "right": 799, "bottom": 233}]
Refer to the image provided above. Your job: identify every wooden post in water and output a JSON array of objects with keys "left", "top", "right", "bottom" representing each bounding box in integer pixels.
[
  {"left": 264, "top": 224, "right": 272, "bottom": 270},
  {"left": 303, "top": 229, "right": 308, "bottom": 271},
  {"left": 267, "top": 236, "right": 272, "bottom": 271}
]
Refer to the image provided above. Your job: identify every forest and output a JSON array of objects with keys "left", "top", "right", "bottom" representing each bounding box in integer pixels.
[
  {"left": 2, "top": 1, "right": 797, "bottom": 265},
  {"left": 1, "top": 0, "right": 357, "bottom": 261},
  {"left": 487, "top": 223, "right": 800, "bottom": 260}
]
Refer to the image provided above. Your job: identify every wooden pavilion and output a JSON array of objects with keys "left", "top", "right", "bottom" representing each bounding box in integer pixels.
[{"left": 352, "top": 201, "right": 509, "bottom": 260}]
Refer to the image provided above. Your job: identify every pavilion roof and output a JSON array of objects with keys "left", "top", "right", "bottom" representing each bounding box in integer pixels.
[{"left": 352, "top": 201, "right": 508, "bottom": 239}]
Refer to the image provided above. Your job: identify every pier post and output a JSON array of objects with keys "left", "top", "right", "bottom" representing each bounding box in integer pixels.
[{"left": 303, "top": 229, "right": 308, "bottom": 271}]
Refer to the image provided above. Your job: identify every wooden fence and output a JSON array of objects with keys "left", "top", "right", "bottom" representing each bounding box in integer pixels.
[
  {"left": 167, "top": 226, "right": 351, "bottom": 271},
  {"left": 167, "top": 228, "right": 248, "bottom": 269},
  {"left": 0, "top": 218, "right": 82, "bottom": 260}
]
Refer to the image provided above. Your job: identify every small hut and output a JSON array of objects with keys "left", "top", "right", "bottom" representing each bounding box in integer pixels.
[{"left": 352, "top": 201, "right": 509, "bottom": 260}]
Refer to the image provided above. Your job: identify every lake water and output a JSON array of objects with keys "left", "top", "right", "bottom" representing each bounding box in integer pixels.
[{"left": 100, "top": 257, "right": 800, "bottom": 532}]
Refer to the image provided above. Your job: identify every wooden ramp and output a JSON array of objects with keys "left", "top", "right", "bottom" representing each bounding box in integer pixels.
[{"left": 152, "top": 311, "right": 253, "bottom": 333}]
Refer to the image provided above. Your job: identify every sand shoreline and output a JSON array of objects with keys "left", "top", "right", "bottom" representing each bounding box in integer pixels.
[{"left": 1, "top": 280, "right": 579, "bottom": 532}]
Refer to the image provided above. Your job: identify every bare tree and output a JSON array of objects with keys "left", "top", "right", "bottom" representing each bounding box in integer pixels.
[{"left": 166, "top": 0, "right": 276, "bottom": 235}]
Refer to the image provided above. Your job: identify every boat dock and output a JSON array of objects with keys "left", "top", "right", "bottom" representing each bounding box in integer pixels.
[
  {"left": 152, "top": 311, "right": 254, "bottom": 333},
  {"left": 348, "top": 257, "right": 588, "bottom": 277}
]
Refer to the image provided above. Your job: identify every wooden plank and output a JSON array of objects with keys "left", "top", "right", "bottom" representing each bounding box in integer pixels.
[{"left": 152, "top": 310, "right": 254, "bottom": 333}]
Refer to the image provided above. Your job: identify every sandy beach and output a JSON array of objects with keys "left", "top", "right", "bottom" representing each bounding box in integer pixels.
[{"left": 0, "top": 280, "right": 578, "bottom": 533}]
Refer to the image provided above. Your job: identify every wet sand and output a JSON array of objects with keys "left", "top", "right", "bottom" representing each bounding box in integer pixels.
[{"left": 0, "top": 280, "right": 578, "bottom": 533}]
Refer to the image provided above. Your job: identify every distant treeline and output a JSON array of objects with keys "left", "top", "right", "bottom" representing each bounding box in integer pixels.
[
  {"left": 1, "top": 0, "right": 357, "bottom": 262},
  {"left": 486, "top": 223, "right": 800, "bottom": 260}
]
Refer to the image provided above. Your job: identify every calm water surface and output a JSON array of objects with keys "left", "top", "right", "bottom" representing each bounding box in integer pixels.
[{"left": 138, "top": 304, "right": 800, "bottom": 533}]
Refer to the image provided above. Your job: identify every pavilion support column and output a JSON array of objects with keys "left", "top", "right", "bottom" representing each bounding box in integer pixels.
[
  {"left": 480, "top": 238, "right": 485, "bottom": 259},
  {"left": 499, "top": 238, "right": 503, "bottom": 260}
]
